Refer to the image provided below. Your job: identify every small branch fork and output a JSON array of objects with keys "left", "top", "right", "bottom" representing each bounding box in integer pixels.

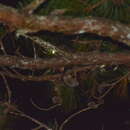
[
  {"left": 59, "top": 99, "right": 104, "bottom": 130},
  {"left": 0, "top": 74, "right": 52, "bottom": 130},
  {"left": 30, "top": 98, "right": 61, "bottom": 111},
  {"left": 10, "top": 109, "right": 52, "bottom": 130}
]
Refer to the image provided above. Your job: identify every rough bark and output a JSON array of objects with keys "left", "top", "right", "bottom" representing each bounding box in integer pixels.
[
  {"left": 0, "top": 52, "right": 130, "bottom": 70},
  {"left": 0, "top": 4, "right": 130, "bottom": 46}
]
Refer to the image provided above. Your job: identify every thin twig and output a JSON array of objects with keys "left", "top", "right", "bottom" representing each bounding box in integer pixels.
[
  {"left": 10, "top": 108, "right": 52, "bottom": 130},
  {"left": 30, "top": 98, "right": 61, "bottom": 111},
  {"left": 84, "top": 0, "right": 107, "bottom": 13},
  {"left": 59, "top": 102, "right": 103, "bottom": 130},
  {"left": 0, "top": 73, "right": 11, "bottom": 104},
  {"left": 92, "top": 72, "right": 130, "bottom": 99}
]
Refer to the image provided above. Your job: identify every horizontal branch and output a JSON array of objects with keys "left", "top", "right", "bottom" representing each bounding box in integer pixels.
[
  {"left": 0, "top": 71, "right": 61, "bottom": 81},
  {"left": 22, "top": 0, "right": 47, "bottom": 14},
  {"left": 0, "top": 52, "right": 130, "bottom": 70},
  {"left": 0, "top": 4, "right": 130, "bottom": 45},
  {"left": 0, "top": 66, "right": 91, "bottom": 82}
]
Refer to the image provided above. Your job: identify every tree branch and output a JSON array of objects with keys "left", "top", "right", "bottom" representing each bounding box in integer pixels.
[
  {"left": 0, "top": 4, "right": 130, "bottom": 46},
  {"left": 0, "top": 52, "right": 130, "bottom": 70}
]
